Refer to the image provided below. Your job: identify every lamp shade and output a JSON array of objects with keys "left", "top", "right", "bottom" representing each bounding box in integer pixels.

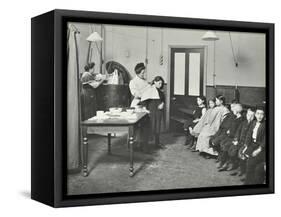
[
  {"left": 201, "top": 31, "right": 219, "bottom": 41},
  {"left": 86, "top": 32, "right": 103, "bottom": 42}
]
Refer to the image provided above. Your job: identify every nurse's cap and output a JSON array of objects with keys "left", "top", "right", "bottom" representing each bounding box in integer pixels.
[{"left": 135, "top": 62, "right": 145, "bottom": 74}]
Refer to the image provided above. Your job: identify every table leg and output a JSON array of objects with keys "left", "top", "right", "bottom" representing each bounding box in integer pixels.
[
  {"left": 82, "top": 136, "right": 88, "bottom": 177},
  {"left": 108, "top": 133, "right": 111, "bottom": 155},
  {"left": 128, "top": 126, "right": 134, "bottom": 177}
]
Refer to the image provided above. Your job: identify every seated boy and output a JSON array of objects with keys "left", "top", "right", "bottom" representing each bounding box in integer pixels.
[
  {"left": 228, "top": 108, "right": 255, "bottom": 176},
  {"left": 244, "top": 105, "right": 266, "bottom": 185},
  {"left": 216, "top": 104, "right": 244, "bottom": 171}
]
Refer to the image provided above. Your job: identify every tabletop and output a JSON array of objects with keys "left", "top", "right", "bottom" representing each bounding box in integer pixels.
[{"left": 81, "top": 112, "right": 148, "bottom": 126}]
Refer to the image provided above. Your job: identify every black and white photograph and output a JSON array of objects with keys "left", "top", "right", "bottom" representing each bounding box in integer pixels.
[
  {"left": 66, "top": 22, "right": 268, "bottom": 195},
  {"left": 1, "top": 0, "right": 280, "bottom": 213}
]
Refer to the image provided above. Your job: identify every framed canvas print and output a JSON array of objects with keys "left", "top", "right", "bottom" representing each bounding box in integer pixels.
[{"left": 31, "top": 9, "right": 274, "bottom": 207}]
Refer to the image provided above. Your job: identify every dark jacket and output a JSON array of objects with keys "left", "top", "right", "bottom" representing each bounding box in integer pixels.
[
  {"left": 142, "top": 88, "right": 165, "bottom": 134},
  {"left": 227, "top": 115, "right": 244, "bottom": 138},
  {"left": 193, "top": 106, "right": 205, "bottom": 120},
  {"left": 245, "top": 120, "right": 266, "bottom": 154},
  {"left": 213, "top": 112, "right": 235, "bottom": 138},
  {"left": 234, "top": 119, "right": 253, "bottom": 145}
]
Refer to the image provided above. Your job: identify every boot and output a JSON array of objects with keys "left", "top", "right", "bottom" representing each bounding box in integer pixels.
[
  {"left": 230, "top": 171, "right": 238, "bottom": 176},
  {"left": 155, "top": 134, "right": 166, "bottom": 150},
  {"left": 218, "top": 162, "right": 229, "bottom": 172},
  {"left": 190, "top": 139, "right": 197, "bottom": 151}
]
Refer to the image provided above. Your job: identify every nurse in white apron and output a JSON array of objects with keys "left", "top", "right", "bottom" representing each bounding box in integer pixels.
[
  {"left": 129, "top": 63, "right": 161, "bottom": 152},
  {"left": 129, "top": 62, "right": 150, "bottom": 108}
]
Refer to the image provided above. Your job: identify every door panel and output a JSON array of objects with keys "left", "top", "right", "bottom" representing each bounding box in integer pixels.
[
  {"left": 188, "top": 52, "right": 201, "bottom": 96},
  {"left": 173, "top": 52, "right": 186, "bottom": 95}
]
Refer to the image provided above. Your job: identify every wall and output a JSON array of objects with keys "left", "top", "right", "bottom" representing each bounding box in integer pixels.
[
  {"left": 214, "top": 31, "right": 265, "bottom": 87},
  {"left": 206, "top": 85, "right": 266, "bottom": 106},
  {"left": 104, "top": 25, "right": 147, "bottom": 78},
  {"left": 70, "top": 22, "right": 266, "bottom": 130},
  {"left": 70, "top": 23, "right": 266, "bottom": 88},
  {"left": 103, "top": 25, "right": 266, "bottom": 87}
]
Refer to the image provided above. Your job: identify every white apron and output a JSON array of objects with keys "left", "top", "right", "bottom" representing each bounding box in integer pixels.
[{"left": 129, "top": 76, "right": 159, "bottom": 107}]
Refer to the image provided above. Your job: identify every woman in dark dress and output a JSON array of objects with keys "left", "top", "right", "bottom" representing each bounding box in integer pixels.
[{"left": 80, "top": 62, "right": 106, "bottom": 120}]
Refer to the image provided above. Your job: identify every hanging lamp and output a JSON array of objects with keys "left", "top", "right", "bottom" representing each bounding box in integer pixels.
[
  {"left": 86, "top": 31, "right": 103, "bottom": 42},
  {"left": 86, "top": 31, "right": 103, "bottom": 65},
  {"left": 202, "top": 31, "right": 219, "bottom": 41}
]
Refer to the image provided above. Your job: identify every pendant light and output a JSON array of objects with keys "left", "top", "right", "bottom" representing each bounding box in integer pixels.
[{"left": 86, "top": 31, "right": 103, "bottom": 65}]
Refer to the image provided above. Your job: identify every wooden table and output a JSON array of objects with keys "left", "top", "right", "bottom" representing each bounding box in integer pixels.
[{"left": 81, "top": 112, "right": 148, "bottom": 177}]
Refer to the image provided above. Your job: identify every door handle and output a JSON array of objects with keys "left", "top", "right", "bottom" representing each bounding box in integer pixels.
[{"left": 172, "top": 97, "right": 176, "bottom": 101}]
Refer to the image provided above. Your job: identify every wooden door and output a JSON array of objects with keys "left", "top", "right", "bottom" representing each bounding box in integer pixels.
[{"left": 170, "top": 47, "right": 204, "bottom": 128}]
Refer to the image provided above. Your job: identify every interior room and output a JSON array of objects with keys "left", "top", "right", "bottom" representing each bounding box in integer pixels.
[{"left": 67, "top": 22, "right": 266, "bottom": 195}]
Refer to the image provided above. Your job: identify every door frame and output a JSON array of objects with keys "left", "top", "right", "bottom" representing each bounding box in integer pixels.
[{"left": 166, "top": 45, "right": 208, "bottom": 130}]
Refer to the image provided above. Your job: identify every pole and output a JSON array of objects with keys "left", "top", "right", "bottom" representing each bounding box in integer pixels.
[{"left": 73, "top": 30, "right": 83, "bottom": 169}]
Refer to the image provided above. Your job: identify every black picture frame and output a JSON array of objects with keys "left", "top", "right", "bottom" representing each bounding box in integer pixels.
[{"left": 31, "top": 9, "right": 274, "bottom": 207}]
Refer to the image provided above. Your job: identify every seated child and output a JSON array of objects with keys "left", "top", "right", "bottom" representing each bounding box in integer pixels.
[
  {"left": 216, "top": 104, "right": 244, "bottom": 169},
  {"left": 209, "top": 100, "right": 238, "bottom": 158},
  {"left": 191, "top": 95, "right": 229, "bottom": 156},
  {"left": 228, "top": 108, "right": 255, "bottom": 176},
  {"left": 183, "top": 96, "right": 207, "bottom": 149},
  {"left": 244, "top": 105, "right": 266, "bottom": 185}
]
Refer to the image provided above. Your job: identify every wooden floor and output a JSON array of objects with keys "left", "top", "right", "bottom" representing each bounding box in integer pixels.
[{"left": 67, "top": 133, "right": 244, "bottom": 195}]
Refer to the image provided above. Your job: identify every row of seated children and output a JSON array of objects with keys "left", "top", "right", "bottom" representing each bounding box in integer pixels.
[
  {"left": 211, "top": 104, "right": 266, "bottom": 184},
  {"left": 187, "top": 95, "right": 229, "bottom": 155},
  {"left": 184, "top": 96, "right": 266, "bottom": 185}
]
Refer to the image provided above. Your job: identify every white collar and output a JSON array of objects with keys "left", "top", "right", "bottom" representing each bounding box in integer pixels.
[{"left": 136, "top": 75, "right": 145, "bottom": 80}]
